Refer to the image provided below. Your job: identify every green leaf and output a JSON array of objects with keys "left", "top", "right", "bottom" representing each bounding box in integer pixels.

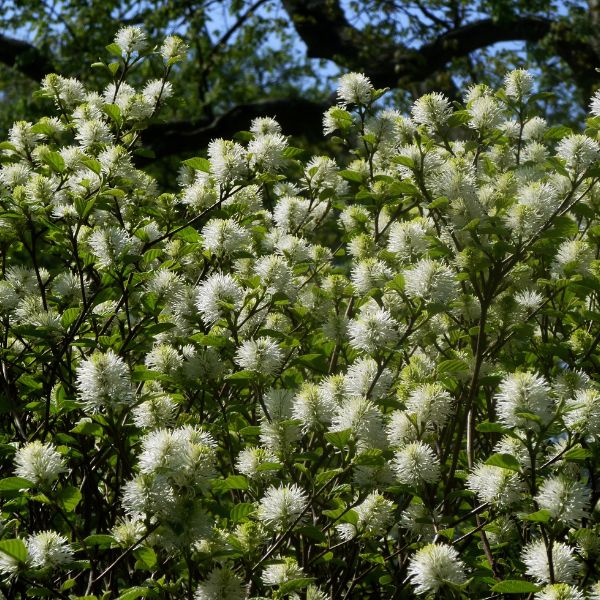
[
  {"left": 84, "top": 534, "right": 114, "bottom": 548},
  {"left": 105, "top": 43, "right": 123, "bottom": 57},
  {"left": 476, "top": 421, "right": 508, "bottom": 434},
  {"left": 339, "top": 169, "right": 364, "bottom": 183},
  {"left": 485, "top": 453, "right": 521, "bottom": 471},
  {"left": 230, "top": 503, "right": 254, "bottom": 523},
  {"left": 226, "top": 370, "right": 256, "bottom": 383},
  {"left": 354, "top": 449, "right": 384, "bottom": 466},
  {"left": 44, "top": 150, "right": 65, "bottom": 173},
  {"left": 103, "top": 103, "right": 122, "bottom": 124},
  {"left": 521, "top": 509, "right": 551, "bottom": 523},
  {"left": 212, "top": 475, "right": 249, "bottom": 492},
  {"left": 324, "top": 429, "right": 351, "bottom": 450},
  {"left": 0, "top": 477, "right": 34, "bottom": 492},
  {"left": 0, "top": 539, "right": 28, "bottom": 563},
  {"left": 58, "top": 485, "right": 82, "bottom": 512},
  {"left": 563, "top": 447, "right": 593, "bottom": 461},
  {"left": 278, "top": 578, "right": 315, "bottom": 595},
  {"left": 183, "top": 157, "right": 211, "bottom": 172},
  {"left": 61, "top": 307, "right": 81, "bottom": 328},
  {"left": 437, "top": 359, "right": 469, "bottom": 373},
  {"left": 116, "top": 587, "right": 152, "bottom": 600},
  {"left": 133, "top": 546, "right": 156, "bottom": 570},
  {"left": 491, "top": 580, "right": 540, "bottom": 593}
]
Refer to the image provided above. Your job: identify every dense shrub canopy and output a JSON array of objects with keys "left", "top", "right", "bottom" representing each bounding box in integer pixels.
[{"left": 2, "top": 27, "right": 600, "bottom": 600}]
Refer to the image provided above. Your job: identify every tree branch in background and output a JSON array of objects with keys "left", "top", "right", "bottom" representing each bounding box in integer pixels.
[
  {"left": 0, "top": 33, "right": 55, "bottom": 81},
  {"left": 143, "top": 96, "right": 327, "bottom": 159}
]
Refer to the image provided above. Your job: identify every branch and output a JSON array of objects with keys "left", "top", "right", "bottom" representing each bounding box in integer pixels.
[
  {"left": 281, "top": 1, "right": 597, "bottom": 95},
  {"left": 0, "top": 33, "right": 55, "bottom": 81},
  {"left": 142, "top": 96, "right": 327, "bottom": 159}
]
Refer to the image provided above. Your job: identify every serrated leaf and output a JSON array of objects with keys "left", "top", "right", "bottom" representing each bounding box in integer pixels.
[
  {"left": 105, "top": 43, "right": 123, "bottom": 57},
  {"left": 116, "top": 587, "right": 152, "bottom": 600},
  {"left": 230, "top": 503, "right": 254, "bottom": 523},
  {"left": 183, "top": 157, "right": 211, "bottom": 172},
  {"left": 84, "top": 534, "right": 114, "bottom": 547},
  {"left": 44, "top": 150, "right": 65, "bottom": 173},
  {"left": 563, "top": 447, "right": 592, "bottom": 461},
  {"left": 61, "top": 307, "right": 81, "bottom": 328},
  {"left": 278, "top": 578, "right": 315, "bottom": 595},
  {"left": 0, "top": 477, "right": 34, "bottom": 492},
  {"left": 0, "top": 539, "right": 28, "bottom": 563},
  {"left": 324, "top": 429, "right": 351, "bottom": 450},
  {"left": 476, "top": 421, "right": 508, "bottom": 434},
  {"left": 212, "top": 475, "right": 249, "bottom": 492},
  {"left": 521, "top": 509, "right": 551, "bottom": 523},
  {"left": 133, "top": 546, "right": 156, "bottom": 570},
  {"left": 485, "top": 453, "right": 521, "bottom": 471},
  {"left": 339, "top": 169, "right": 364, "bottom": 183},
  {"left": 491, "top": 580, "right": 540, "bottom": 593},
  {"left": 58, "top": 485, "right": 82, "bottom": 512}
]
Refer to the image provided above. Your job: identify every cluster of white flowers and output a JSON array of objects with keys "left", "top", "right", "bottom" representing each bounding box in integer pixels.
[{"left": 4, "top": 32, "right": 600, "bottom": 598}]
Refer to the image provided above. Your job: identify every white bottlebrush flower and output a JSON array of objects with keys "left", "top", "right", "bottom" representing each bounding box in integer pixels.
[
  {"left": 75, "top": 119, "right": 113, "bottom": 147},
  {"left": 257, "top": 484, "right": 308, "bottom": 530},
  {"left": 254, "top": 254, "right": 294, "bottom": 296},
  {"left": 330, "top": 397, "right": 386, "bottom": 449},
  {"left": 495, "top": 371, "right": 553, "bottom": 429},
  {"left": 235, "top": 447, "right": 278, "bottom": 479},
  {"left": 504, "top": 69, "right": 534, "bottom": 100},
  {"left": 392, "top": 441, "right": 440, "bottom": 486},
  {"left": 14, "top": 441, "right": 66, "bottom": 486},
  {"left": 8, "top": 121, "right": 42, "bottom": 153},
  {"left": 181, "top": 172, "right": 218, "bottom": 212},
  {"left": 535, "top": 476, "right": 590, "bottom": 526},
  {"left": 196, "top": 272, "right": 244, "bottom": 326},
  {"left": 411, "top": 92, "right": 452, "bottom": 130},
  {"left": 250, "top": 116, "right": 282, "bottom": 136},
  {"left": 337, "top": 491, "right": 394, "bottom": 540},
  {"left": 399, "top": 503, "right": 440, "bottom": 539},
  {"left": 208, "top": 138, "right": 247, "bottom": 185},
  {"left": 556, "top": 134, "right": 600, "bottom": 173},
  {"left": 292, "top": 382, "right": 337, "bottom": 431},
  {"left": 564, "top": 388, "right": 600, "bottom": 437},
  {"left": 466, "top": 464, "right": 523, "bottom": 507},
  {"left": 467, "top": 95, "right": 501, "bottom": 130},
  {"left": 553, "top": 240, "right": 594, "bottom": 277},
  {"left": 405, "top": 383, "right": 453, "bottom": 428},
  {"left": 235, "top": 337, "right": 283, "bottom": 375},
  {"left": 132, "top": 394, "right": 177, "bottom": 429},
  {"left": 201, "top": 218, "right": 251, "bottom": 256},
  {"left": 75, "top": 349, "right": 134, "bottom": 413},
  {"left": 249, "top": 132, "right": 287, "bottom": 172},
  {"left": 26, "top": 531, "right": 73, "bottom": 568},
  {"left": 145, "top": 344, "right": 183, "bottom": 376},
  {"left": 535, "top": 584, "right": 585, "bottom": 600},
  {"left": 404, "top": 259, "right": 458, "bottom": 304},
  {"left": 523, "top": 116, "right": 548, "bottom": 140},
  {"left": 194, "top": 567, "right": 246, "bottom": 600},
  {"left": 323, "top": 105, "right": 353, "bottom": 135},
  {"left": 143, "top": 79, "right": 172, "bottom": 105},
  {"left": 160, "top": 35, "right": 187, "bottom": 61},
  {"left": 344, "top": 357, "right": 393, "bottom": 400},
  {"left": 351, "top": 258, "right": 393, "bottom": 294},
  {"left": 111, "top": 516, "right": 145, "bottom": 547},
  {"left": 386, "top": 410, "right": 419, "bottom": 446},
  {"left": 348, "top": 306, "right": 398, "bottom": 353},
  {"left": 337, "top": 72, "right": 374, "bottom": 105},
  {"left": 407, "top": 543, "right": 467, "bottom": 595},
  {"left": 522, "top": 540, "right": 579, "bottom": 584},
  {"left": 87, "top": 226, "right": 140, "bottom": 269},
  {"left": 262, "top": 557, "right": 304, "bottom": 586},
  {"left": 114, "top": 26, "right": 147, "bottom": 54},
  {"left": 387, "top": 219, "right": 431, "bottom": 261}
]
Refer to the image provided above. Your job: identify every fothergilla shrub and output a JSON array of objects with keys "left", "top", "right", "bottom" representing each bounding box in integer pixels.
[{"left": 2, "top": 26, "right": 600, "bottom": 600}]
